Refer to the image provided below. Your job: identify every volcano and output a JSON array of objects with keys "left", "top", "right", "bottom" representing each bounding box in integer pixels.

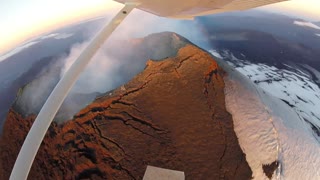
[{"left": 0, "top": 43, "right": 252, "bottom": 179}]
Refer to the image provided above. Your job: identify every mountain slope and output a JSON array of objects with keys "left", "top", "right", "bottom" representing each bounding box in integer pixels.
[
  {"left": 0, "top": 56, "right": 62, "bottom": 130},
  {"left": 211, "top": 50, "right": 320, "bottom": 179},
  {"left": 0, "top": 45, "right": 252, "bottom": 179},
  {"left": 7, "top": 32, "right": 192, "bottom": 126}
]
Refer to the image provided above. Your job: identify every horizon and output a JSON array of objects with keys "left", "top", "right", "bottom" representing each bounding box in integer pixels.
[{"left": 0, "top": 0, "right": 319, "bottom": 56}]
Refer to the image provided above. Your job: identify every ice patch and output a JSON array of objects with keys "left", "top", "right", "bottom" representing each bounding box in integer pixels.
[
  {"left": 303, "top": 64, "right": 320, "bottom": 83},
  {"left": 234, "top": 63, "right": 320, "bottom": 142},
  {"left": 212, "top": 50, "right": 320, "bottom": 142},
  {"left": 220, "top": 61, "right": 279, "bottom": 179},
  {"left": 293, "top": 21, "right": 320, "bottom": 30},
  {"left": 316, "top": 34, "right": 320, "bottom": 37},
  {"left": 209, "top": 50, "right": 223, "bottom": 59},
  {"left": 212, "top": 51, "right": 320, "bottom": 179}
]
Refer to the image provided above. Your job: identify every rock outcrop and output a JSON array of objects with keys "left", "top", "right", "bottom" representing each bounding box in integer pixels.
[{"left": 0, "top": 44, "right": 252, "bottom": 179}]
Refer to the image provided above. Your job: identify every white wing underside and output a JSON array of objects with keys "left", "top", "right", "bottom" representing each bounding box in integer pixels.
[{"left": 114, "top": 0, "right": 288, "bottom": 19}]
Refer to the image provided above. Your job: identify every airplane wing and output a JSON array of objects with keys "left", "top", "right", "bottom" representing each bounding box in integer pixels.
[{"left": 114, "top": 0, "right": 288, "bottom": 19}]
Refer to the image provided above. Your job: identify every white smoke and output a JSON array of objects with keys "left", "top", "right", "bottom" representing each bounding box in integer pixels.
[
  {"left": 14, "top": 57, "right": 64, "bottom": 116},
  {"left": 16, "top": 9, "right": 210, "bottom": 122},
  {"left": 60, "top": 9, "right": 210, "bottom": 94},
  {"left": 61, "top": 41, "right": 123, "bottom": 94}
]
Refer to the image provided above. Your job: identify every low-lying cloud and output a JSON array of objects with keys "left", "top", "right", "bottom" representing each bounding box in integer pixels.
[{"left": 294, "top": 21, "right": 320, "bottom": 30}]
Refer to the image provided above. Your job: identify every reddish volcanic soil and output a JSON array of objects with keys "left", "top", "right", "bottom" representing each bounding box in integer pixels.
[{"left": 0, "top": 45, "right": 252, "bottom": 179}]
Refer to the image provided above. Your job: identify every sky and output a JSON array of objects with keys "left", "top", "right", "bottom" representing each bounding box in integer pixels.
[
  {"left": 259, "top": 0, "right": 320, "bottom": 21},
  {"left": 0, "top": 0, "right": 122, "bottom": 55},
  {"left": 0, "top": 0, "right": 319, "bottom": 55}
]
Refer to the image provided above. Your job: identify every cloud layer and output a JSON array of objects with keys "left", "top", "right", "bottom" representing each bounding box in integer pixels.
[{"left": 294, "top": 21, "right": 320, "bottom": 30}]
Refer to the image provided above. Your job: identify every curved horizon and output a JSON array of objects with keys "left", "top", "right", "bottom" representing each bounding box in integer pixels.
[{"left": 1, "top": 0, "right": 319, "bottom": 56}]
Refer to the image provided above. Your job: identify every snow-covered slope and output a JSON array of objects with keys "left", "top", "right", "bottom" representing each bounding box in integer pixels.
[{"left": 211, "top": 50, "right": 320, "bottom": 179}]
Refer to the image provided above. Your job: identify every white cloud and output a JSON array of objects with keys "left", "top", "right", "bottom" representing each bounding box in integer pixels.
[
  {"left": 54, "top": 33, "right": 73, "bottom": 39},
  {"left": 39, "top": 33, "right": 74, "bottom": 40},
  {"left": 0, "top": 41, "right": 40, "bottom": 62},
  {"left": 40, "top": 33, "right": 59, "bottom": 40},
  {"left": 294, "top": 21, "right": 320, "bottom": 30}
]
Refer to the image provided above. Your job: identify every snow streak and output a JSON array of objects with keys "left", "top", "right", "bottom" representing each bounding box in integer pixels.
[{"left": 211, "top": 51, "right": 320, "bottom": 180}]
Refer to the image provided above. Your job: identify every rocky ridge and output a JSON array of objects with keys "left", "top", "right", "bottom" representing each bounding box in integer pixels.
[{"left": 0, "top": 44, "right": 252, "bottom": 179}]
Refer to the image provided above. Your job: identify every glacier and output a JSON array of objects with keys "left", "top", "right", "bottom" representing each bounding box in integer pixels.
[{"left": 211, "top": 50, "right": 320, "bottom": 180}]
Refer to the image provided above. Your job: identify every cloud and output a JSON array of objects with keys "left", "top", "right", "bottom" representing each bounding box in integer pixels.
[
  {"left": 294, "top": 21, "right": 320, "bottom": 30},
  {"left": 61, "top": 9, "right": 210, "bottom": 93},
  {"left": 60, "top": 41, "right": 123, "bottom": 94},
  {"left": 15, "top": 9, "right": 210, "bottom": 122},
  {"left": 54, "top": 33, "right": 74, "bottom": 39},
  {"left": 14, "top": 57, "right": 64, "bottom": 116},
  {"left": 105, "top": 9, "right": 209, "bottom": 48},
  {"left": 0, "top": 41, "right": 40, "bottom": 62},
  {"left": 40, "top": 33, "right": 59, "bottom": 40},
  {"left": 40, "top": 33, "right": 74, "bottom": 40}
]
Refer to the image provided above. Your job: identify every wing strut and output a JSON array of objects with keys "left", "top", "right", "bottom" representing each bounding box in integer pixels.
[{"left": 9, "top": 3, "right": 136, "bottom": 180}]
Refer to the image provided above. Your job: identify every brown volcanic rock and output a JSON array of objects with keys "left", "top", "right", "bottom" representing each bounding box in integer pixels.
[{"left": 0, "top": 44, "right": 252, "bottom": 179}]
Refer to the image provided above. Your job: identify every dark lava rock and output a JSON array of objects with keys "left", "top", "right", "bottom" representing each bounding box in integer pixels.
[{"left": 263, "top": 161, "right": 279, "bottom": 179}]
